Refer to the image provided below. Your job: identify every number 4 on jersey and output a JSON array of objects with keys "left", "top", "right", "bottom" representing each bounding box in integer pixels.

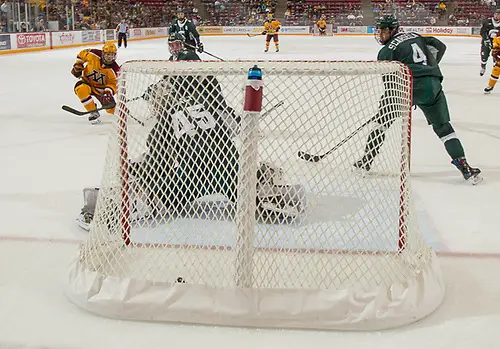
[{"left": 411, "top": 43, "right": 427, "bottom": 65}]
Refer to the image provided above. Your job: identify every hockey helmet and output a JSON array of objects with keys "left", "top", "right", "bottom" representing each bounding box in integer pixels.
[
  {"left": 176, "top": 9, "right": 186, "bottom": 20},
  {"left": 375, "top": 15, "right": 399, "bottom": 44},
  {"left": 168, "top": 32, "right": 185, "bottom": 57},
  {"left": 494, "top": 8, "right": 500, "bottom": 20},
  {"left": 102, "top": 42, "right": 117, "bottom": 65}
]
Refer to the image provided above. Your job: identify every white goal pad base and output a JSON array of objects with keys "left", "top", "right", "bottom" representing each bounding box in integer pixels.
[{"left": 66, "top": 251, "right": 443, "bottom": 330}]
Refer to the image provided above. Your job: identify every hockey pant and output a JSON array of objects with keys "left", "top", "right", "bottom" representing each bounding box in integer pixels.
[
  {"left": 74, "top": 80, "right": 115, "bottom": 114},
  {"left": 118, "top": 32, "right": 127, "bottom": 48},
  {"left": 265, "top": 34, "right": 279, "bottom": 51}
]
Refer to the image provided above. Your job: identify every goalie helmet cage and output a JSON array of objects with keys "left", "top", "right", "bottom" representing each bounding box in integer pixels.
[{"left": 66, "top": 60, "right": 444, "bottom": 330}]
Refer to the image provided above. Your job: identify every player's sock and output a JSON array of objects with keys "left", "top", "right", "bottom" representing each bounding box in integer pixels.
[
  {"left": 80, "top": 96, "right": 97, "bottom": 112},
  {"left": 451, "top": 158, "right": 482, "bottom": 184},
  {"left": 486, "top": 64, "right": 500, "bottom": 92}
]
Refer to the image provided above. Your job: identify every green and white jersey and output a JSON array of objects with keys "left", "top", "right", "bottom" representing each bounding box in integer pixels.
[
  {"left": 169, "top": 50, "right": 201, "bottom": 61},
  {"left": 378, "top": 32, "right": 446, "bottom": 80}
]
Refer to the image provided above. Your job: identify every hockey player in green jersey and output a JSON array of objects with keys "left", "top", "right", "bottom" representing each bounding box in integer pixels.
[
  {"left": 354, "top": 15, "right": 482, "bottom": 184},
  {"left": 169, "top": 9, "right": 203, "bottom": 53}
]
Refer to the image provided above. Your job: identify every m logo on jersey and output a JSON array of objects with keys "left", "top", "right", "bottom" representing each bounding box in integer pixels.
[{"left": 86, "top": 70, "right": 106, "bottom": 85}]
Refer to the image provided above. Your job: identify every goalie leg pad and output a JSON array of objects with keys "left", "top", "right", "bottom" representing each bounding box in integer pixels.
[
  {"left": 257, "top": 162, "right": 284, "bottom": 186},
  {"left": 257, "top": 183, "right": 307, "bottom": 222},
  {"left": 75, "top": 187, "right": 99, "bottom": 231}
]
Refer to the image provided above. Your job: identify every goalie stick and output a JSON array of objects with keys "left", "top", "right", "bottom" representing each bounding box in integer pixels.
[
  {"left": 261, "top": 100, "right": 284, "bottom": 119},
  {"left": 298, "top": 116, "right": 374, "bottom": 162}
]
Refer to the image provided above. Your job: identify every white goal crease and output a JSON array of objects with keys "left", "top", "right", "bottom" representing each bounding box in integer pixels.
[{"left": 65, "top": 60, "right": 444, "bottom": 331}]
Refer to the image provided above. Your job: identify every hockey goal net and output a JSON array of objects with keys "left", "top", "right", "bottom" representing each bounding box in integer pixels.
[{"left": 66, "top": 60, "right": 444, "bottom": 330}]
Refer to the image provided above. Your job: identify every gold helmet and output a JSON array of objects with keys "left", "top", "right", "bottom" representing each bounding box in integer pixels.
[
  {"left": 267, "top": 13, "right": 274, "bottom": 20},
  {"left": 102, "top": 42, "right": 117, "bottom": 65}
]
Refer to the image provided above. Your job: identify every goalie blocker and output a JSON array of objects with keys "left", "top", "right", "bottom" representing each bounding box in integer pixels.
[{"left": 76, "top": 73, "right": 306, "bottom": 231}]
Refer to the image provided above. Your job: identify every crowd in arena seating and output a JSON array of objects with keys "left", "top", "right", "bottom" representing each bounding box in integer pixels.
[{"left": 0, "top": 0, "right": 495, "bottom": 33}]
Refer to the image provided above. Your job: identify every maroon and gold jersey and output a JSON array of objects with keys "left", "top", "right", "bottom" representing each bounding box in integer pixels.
[
  {"left": 74, "top": 49, "right": 119, "bottom": 95},
  {"left": 264, "top": 19, "right": 281, "bottom": 35}
]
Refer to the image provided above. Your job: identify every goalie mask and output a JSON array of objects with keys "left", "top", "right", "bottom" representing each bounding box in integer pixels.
[
  {"left": 168, "top": 33, "right": 185, "bottom": 58},
  {"left": 375, "top": 15, "right": 399, "bottom": 45},
  {"left": 102, "top": 42, "right": 117, "bottom": 66}
]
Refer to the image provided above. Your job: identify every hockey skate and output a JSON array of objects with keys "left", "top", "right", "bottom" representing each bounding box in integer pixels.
[
  {"left": 451, "top": 158, "right": 483, "bottom": 185},
  {"left": 484, "top": 85, "right": 494, "bottom": 94},
  {"left": 88, "top": 110, "right": 101, "bottom": 124},
  {"left": 264, "top": 48, "right": 269, "bottom": 52},
  {"left": 353, "top": 154, "right": 375, "bottom": 176},
  {"left": 480, "top": 64, "right": 486, "bottom": 76}
]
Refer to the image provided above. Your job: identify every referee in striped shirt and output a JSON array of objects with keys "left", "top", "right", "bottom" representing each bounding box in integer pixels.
[{"left": 116, "top": 19, "right": 129, "bottom": 48}]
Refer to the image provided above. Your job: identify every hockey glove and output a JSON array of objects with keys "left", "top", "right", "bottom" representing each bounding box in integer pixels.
[
  {"left": 493, "top": 47, "right": 500, "bottom": 59},
  {"left": 197, "top": 42, "right": 204, "bottom": 53},
  {"left": 71, "top": 62, "right": 84, "bottom": 78},
  {"left": 262, "top": 31, "right": 267, "bottom": 35},
  {"left": 101, "top": 90, "right": 116, "bottom": 108}
]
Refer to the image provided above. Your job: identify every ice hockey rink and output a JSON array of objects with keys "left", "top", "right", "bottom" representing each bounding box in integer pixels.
[{"left": 0, "top": 34, "right": 499, "bottom": 348}]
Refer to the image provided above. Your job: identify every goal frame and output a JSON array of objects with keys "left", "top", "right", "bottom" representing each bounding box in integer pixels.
[{"left": 116, "top": 60, "right": 414, "bottom": 252}]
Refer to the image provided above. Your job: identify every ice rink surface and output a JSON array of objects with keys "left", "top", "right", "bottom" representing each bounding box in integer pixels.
[{"left": 0, "top": 35, "right": 499, "bottom": 348}]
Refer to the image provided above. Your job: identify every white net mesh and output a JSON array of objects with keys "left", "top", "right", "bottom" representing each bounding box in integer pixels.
[{"left": 66, "top": 60, "right": 444, "bottom": 330}]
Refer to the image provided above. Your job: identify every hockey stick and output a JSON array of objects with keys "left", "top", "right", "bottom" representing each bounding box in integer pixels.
[
  {"left": 184, "top": 43, "right": 225, "bottom": 61},
  {"left": 126, "top": 95, "right": 143, "bottom": 103},
  {"left": 61, "top": 104, "right": 114, "bottom": 117},
  {"left": 63, "top": 103, "right": 145, "bottom": 126},
  {"left": 247, "top": 33, "right": 263, "bottom": 38},
  {"left": 297, "top": 116, "right": 374, "bottom": 162},
  {"left": 261, "top": 100, "right": 284, "bottom": 119}
]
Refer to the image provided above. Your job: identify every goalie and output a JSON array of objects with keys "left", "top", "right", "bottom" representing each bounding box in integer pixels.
[{"left": 76, "top": 38, "right": 305, "bottom": 230}]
